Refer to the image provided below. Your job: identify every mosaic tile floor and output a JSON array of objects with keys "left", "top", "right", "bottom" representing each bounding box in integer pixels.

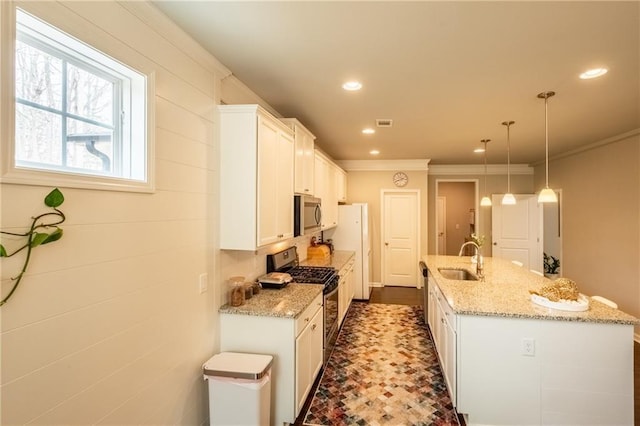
[{"left": 303, "top": 302, "right": 460, "bottom": 426}]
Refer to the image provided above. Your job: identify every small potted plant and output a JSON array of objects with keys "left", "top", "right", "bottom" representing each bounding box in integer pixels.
[
  {"left": 543, "top": 252, "right": 560, "bottom": 279},
  {"left": 469, "top": 233, "right": 485, "bottom": 263}
]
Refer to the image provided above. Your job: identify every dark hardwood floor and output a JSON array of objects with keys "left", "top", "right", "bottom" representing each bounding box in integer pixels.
[{"left": 369, "top": 285, "right": 423, "bottom": 305}]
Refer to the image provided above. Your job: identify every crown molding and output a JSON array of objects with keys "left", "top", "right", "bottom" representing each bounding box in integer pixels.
[
  {"left": 428, "top": 164, "right": 533, "bottom": 176},
  {"left": 531, "top": 128, "right": 640, "bottom": 166},
  {"left": 220, "top": 76, "right": 282, "bottom": 118},
  {"left": 120, "top": 1, "right": 231, "bottom": 77},
  {"left": 337, "top": 159, "right": 431, "bottom": 171}
]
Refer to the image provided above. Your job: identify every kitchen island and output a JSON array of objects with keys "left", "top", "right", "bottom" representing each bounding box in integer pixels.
[{"left": 424, "top": 255, "right": 639, "bottom": 426}]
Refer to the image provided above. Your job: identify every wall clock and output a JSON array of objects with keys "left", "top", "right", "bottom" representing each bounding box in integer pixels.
[{"left": 393, "top": 171, "right": 408, "bottom": 187}]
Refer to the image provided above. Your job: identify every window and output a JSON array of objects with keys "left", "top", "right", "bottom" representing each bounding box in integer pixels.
[{"left": 7, "top": 9, "right": 152, "bottom": 190}]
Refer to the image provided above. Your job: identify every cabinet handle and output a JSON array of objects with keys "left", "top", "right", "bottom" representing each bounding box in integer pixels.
[
  {"left": 311, "top": 324, "right": 317, "bottom": 331},
  {"left": 305, "top": 317, "right": 310, "bottom": 322}
]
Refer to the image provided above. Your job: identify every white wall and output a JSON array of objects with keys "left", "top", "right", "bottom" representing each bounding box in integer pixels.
[{"left": 1, "top": 2, "right": 224, "bottom": 424}]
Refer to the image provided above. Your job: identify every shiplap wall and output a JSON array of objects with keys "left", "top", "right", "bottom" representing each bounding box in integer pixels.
[{"left": 1, "top": 1, "right": 223, "bottom": 424}]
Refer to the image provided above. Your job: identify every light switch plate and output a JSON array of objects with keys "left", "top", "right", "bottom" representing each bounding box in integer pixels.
[{"left": 199, "top": 273, "right": 208, "bottom": 294}]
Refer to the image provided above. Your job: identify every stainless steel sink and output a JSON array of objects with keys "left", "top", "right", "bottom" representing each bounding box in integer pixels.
[{"left": 438, "top": 268, "right": 479, "bottom": 281}]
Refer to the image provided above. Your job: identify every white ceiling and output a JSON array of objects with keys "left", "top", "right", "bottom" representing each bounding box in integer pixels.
[{"left": 151, "top": 1, "right": 639, "bottom": 165}]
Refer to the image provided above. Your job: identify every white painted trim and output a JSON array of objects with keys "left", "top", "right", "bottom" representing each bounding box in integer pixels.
[
  {"left": 531, "top": 128, "right": 640, "bottom": 166},
  {"left": 120, "top": 1, "right": 231, "bottom": 77},
  {"left": 370, "top": 281, "right": 383, "bottom": 288},
  {"left": 220, "top": 75, "right": 282, "bottom": 118},
  {"left": 337, "top": 159, "right": 430, "bottom": 171},
  {"left": 429, "top": 164, "right": 533, "bottom": 176},
  {"left": 314, "top": 148, "right": 345, "bottom": 173}
]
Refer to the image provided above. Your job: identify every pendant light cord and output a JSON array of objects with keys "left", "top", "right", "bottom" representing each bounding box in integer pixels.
[
  {"left": 544, "top": 95, "right": 550, "bottom": 188},
  {"left": 506, "top": 125, "right": 511, "bottom": 193},
  {"left": 482, "top": 139, "right": 490, "bottom": 196},
  {"left": 484, "top": 142, "right": 488, "bottom": 195},
  {"left": 501, "top": 121, "right": 515, "bottom": 193},
  {"left": 538, "top": 91, "right": 556, "bottom": 190}
]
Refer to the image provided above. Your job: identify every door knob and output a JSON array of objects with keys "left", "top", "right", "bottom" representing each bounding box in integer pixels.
[
  {"left": 493, "top": 242, "right": 497, "bottom": 246},
  {"left": 385, "top": 242, "right": 389, "bottom": 246}
]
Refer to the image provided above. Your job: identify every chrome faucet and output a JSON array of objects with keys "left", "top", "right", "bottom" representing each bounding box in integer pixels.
[{"left": 458, "top": 241, "right": 484, "bottom": 278}]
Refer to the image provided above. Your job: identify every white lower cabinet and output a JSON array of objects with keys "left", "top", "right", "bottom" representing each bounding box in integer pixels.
[
  {"left": 338, "top": 257, "right": 355, "bottom": 325},
  {"left": 295, "top": 307, "right": 323, "bottom": 413},
  {"left": 427, "top": 268, "right": 635, "bottom": 425},
  {"left": 220, "top": 293, "right": 323, "bottom": 426},
  {"left": 429, "top": 280, "right": 457, "bottom": 407}
]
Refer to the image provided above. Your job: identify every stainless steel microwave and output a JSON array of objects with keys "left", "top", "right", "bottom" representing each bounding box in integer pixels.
[{"left": 294, "top": 195, "right": 322, "bottom": 236}]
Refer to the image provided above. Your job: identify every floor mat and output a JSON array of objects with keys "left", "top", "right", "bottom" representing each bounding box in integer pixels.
[{"left": 303, "top": 302, "right": 460, "bottom": 426}]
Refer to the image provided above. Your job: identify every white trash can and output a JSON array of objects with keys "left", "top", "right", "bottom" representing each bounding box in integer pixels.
[{"left": 203, "top": 352, "right": 273, "bottom": 426}]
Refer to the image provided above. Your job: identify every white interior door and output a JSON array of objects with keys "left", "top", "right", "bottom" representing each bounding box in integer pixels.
[
  {"left": 436, "top": 196, "right": 446, "bottom": 255},
  {"left": 492, "top": 194, "right": 542, "bottom": 271},
  {"left": 382, "top": 191, "right": 419, "bottom": 287}
]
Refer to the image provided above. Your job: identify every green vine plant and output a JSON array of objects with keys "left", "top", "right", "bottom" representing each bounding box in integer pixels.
[{"left": 0, "top": 188, "right": 66, "bottom": 306}]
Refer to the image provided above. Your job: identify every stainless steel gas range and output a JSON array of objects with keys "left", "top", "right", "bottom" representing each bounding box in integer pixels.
[{"left": 266, "top": 247, "right": 339, "bottom": 364}]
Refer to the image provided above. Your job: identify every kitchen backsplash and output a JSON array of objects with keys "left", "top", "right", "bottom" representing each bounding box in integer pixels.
[{"left": 218, "top": 232, "right": 321, "bottom": 299}]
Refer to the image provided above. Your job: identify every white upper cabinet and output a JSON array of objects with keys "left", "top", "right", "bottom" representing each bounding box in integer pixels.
[
  {"left": 314, "top": 150, "right": 341, "bottom": 230},
  {"left": 336, "top": 165, "right": 347, "bottom": 203},
  {"left": 281, "top": 118, "right": 316, "bottom": 196},
  {"left": 219, "top": 105, "right": 294, "bottom": 250}
]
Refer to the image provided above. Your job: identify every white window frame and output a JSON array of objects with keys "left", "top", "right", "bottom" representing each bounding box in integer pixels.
[{"left": 0, "top": 4, "right": 155, "bottom": 193}]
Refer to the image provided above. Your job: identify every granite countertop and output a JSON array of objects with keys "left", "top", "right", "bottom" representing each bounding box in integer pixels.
[
  {"left": 219, "top": 283, "right": 323, "bottom": 319},
  {"left": 424, "top": 255, "right": 640, "bottom": 325},
  {"left": 300, "top": 250, "right": 355, "bottom": 271}
]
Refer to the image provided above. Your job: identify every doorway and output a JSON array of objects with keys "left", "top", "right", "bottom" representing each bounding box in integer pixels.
[
  {"left": 381, "top": 190, "right": 420, "bottom": 287},
  {"left": 435, "top": 180, "right": 478, "bottom": 256}
]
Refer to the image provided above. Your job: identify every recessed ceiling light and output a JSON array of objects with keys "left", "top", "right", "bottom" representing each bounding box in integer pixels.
[
  {"left": 369, "top": 149, "right": 380, "bottom": 155},
  {"left": 579, "top": 68, "right": 608, "bottom": 79},
  {"left": 362, "top": 128, "right": 375, "bottom": 135},
  {"left": 342, "top": 81, "right": 362, "bottom": 91},
  {"left": 474, "top": 148, "right": 485, "bottom": 153}
]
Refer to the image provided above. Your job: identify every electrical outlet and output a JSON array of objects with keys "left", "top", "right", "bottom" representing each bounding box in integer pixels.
[
  {"left": 199, "top": 273, "right": 208, "bottom": 294},
  {"left": 521, "top": 338, "right": 535, "bottom": 356}
]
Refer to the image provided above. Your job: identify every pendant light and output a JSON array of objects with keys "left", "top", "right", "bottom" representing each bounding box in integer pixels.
[
  {"left": 480, "top": 139, "right": 492, "bottom": 207},
  {"left": 501, "top": 120, "right": 516, "bottom": 205},
  {"left": 537, "top": 91, "right": 558, "bottom": 203}
]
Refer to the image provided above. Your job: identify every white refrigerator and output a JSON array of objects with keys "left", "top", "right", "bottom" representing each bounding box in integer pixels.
[{"left": 329, "top": 204, "right": 371, "bottom": 300}]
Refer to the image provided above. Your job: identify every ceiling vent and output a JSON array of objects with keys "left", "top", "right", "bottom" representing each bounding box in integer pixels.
[{"left": 376, "top": 119, "right": 393, "bottom": 128}]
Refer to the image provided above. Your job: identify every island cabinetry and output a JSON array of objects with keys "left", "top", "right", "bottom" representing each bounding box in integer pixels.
[
  {"left": 219, "top": 105, "right": 294, "bottom": 250},
  {"left": 281, "top": 118, "right": 316, "bottom": 196},
  {"left": 220, "top": 292, "right": 323, "bottom": 426},
  {"left": 425, "top": 255, "right": 638, "bottom": 425},
  {"left": 429, "top": 279, "right": 457, "bottom": 407}
]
